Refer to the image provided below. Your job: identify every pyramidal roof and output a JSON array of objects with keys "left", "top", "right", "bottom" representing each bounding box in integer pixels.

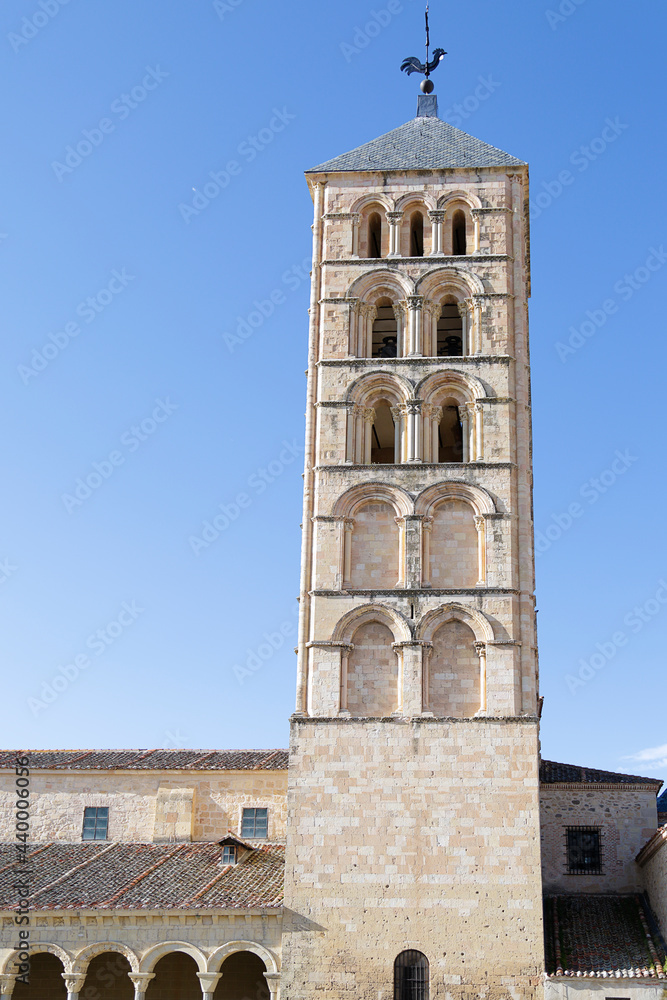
[{"left": 307, "top": 112, "right": 525, "bottom": 174}]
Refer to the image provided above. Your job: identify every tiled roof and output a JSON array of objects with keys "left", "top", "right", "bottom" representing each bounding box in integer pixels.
[
  {"left": 544, "top": 895, "right": 666, "bottom": 979},
  {"left": 0, "top": 749, "right": 289, "bottom": 771},
  {"left": 0, "top": 842, "right": 284, "bottom": 910},
  {"left": 540, "top": 759, "right": 663, "bottom": 787},
  {"left": 306, "top": 116, "right": 526, "bottom": 173}
]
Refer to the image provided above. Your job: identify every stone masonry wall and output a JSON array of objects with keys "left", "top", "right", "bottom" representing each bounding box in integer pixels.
[
  {"left": 0, "top": 770, "right": 288, "bottom": 843},
  {"left": 282, "top": 717, "right": 544, "bottom": 1000},
  {"left": 540, "top": 785, "right": 658, "bottom": 893}
]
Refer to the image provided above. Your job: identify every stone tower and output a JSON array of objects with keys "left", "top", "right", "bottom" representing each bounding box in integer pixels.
[{"left": 282, "top": 95, "right": 544, "bottom": 1000}]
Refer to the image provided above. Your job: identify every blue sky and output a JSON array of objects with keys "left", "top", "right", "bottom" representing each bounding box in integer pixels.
[{"left": 1, "top": 0, "right": 665, "bottom": 779}]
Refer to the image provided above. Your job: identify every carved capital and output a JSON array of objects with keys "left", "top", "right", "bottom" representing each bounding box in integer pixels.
[
  {"left": 474, "top": 515, "right": 486, "bottom": 533},
  {"left": 406, "top": 295, "right": 424, "bottom": 311},
  {"left": 350, "top": 212, "right": 361, "bottom": 226},
  {"left": 62, "top": 975, "right": 87, "bottom": 997},
  {"left": 428, "top": 210, "right": 445, "bottom": 223},
  {"left": 422, "top": 403, "right": 442, "bottom": 422},
  {"left": 474, "top": 641, "right": 487, "bottom": 658},
  {"left": 0, "top": 977, "right": 16, "bottom": 998},
  {"left": 386, "top": 211, "right": 403, "bottom": 224},
  {"left": 128, "top": 974, "right": 155, "bottom": 993},
  {"left": 363, "top": 407, "right": 375, "bottom": 424},
  {"left": 197, "top": 974, "right": 222, "bottom": 994}
]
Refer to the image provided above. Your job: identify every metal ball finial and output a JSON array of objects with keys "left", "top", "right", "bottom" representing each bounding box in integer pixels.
[{"left": 420, "top": 78, "right": 434, "bottom": 94}]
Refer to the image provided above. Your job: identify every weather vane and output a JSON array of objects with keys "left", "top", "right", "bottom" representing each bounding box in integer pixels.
[{"left": 400, "top": 3, "right": 446, "bottom": 94}]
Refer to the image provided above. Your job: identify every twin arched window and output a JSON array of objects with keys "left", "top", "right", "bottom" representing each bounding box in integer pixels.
[{"left": 359, "top": 204, "right": 472, "bottom": 258}]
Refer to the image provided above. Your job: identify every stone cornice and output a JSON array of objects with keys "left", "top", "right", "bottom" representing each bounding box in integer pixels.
[
  {"left": 310, "top": 588, "right": 521, "bottom": 597},
  {"left": 317, "top": 356, "right": 513, "bottom": 367}
]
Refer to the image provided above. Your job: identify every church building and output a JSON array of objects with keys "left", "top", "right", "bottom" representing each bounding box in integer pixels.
[{"left": 1, "top": 77, "right": 666, "bottom": 1000}]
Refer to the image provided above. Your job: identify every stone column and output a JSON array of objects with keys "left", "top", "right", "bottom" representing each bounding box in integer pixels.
[
  {"left": 342, "top": 518, "right": 354, "bottom": 588},
  {"left": 346, "top": 297, "right": 360, "bottom": 356},
  {"left": 403, "top": 515, "right": 423, "bottom": 589},
  {"left": 421, "top": 516, "right": 433, "bottom": 587},
  {"left": 398, "top": 401, "right": 422, "bottom": 464},
  {"left": 392, "top": 300, "right": 406, "bottom": 357},
  {"left": 264, "top": 972, "right": 282, "bottom": 1000},
  {"left": 62, "top": 974, "right": 87, "bottom": 1000},
  {"left": 0, "top": 976, "right": 16, "bottom": 998},
  {"left": 475, "top": 642, "right": 488, "bottom": 714},
  {"left": 474, "top": 514, "right": 486, "bottom": 585},
  {"left": 350, "top": 212, "right": 361, "bottom": 258},
  {"left": 338, "top": 643, "right": 354, "bottom": 713},
  {"left": 421, "top": 643, "right": 434, "bottom": 713},
  {"left": 128, "top": 974, "right": 155, "bottom": 1000},
  {"left": 197, "top": 972, "right": 222, "bottom": 1000},
  {"left": 405, "top": 296, "right": 424, "bottom": 356},
  {"left": 345, "top": 403, "right": 356, "bottom": 463},
  {"left": 471, "top": 209, "right": 481, "bottom": 252},
  {"left": 363, "top": 407, "right": 375, "bottom": 465},
  {"left": 391, "top": 405, "right": 404, "bottom": 463},
  {"left": 470, "top": 296, "right": 483, "bottom": 354},
  {"left": 457, "top": 299, "right": 470, "bottom": 356},
  {"left": 428, "top": 210, "right": 445, "bottom": 255},
  {"left": 459, "top": 404, "right": 472, "bottom": 464},
  {"left": 386, "top": 211, "right": 403, "bottom": 256},
  {"left": 421, "top": 403, "right": 441, "bottom": 463},
  {"left": 395, "top": 517, "right": 407, "bottom": 587},
  {"left": 363, "top": 303, "right": 376, "bottom": 357},
  {"left": 422, "top": 301, "right": 440, "bottom": 357},
  {"left": 467, "top": 402, "right": 483, "bottom": 462}
]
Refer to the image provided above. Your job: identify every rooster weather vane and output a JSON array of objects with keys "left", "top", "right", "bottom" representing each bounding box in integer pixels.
[{"left": 400, "top": 3, "right": 446, "bottom": 94}]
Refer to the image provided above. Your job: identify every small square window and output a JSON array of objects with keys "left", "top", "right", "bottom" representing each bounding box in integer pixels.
[
  {"left": 82, "top": 807, "right": 109, "bottom": 841},
  {"left": 566, "top": 826, "right": 601, "bottom": 874},
  {"left": 221, "top": 844, "right": 237, "bottom": 865},
  {"left": 241, "top": 808, "right": 268, "bottom": 839}
]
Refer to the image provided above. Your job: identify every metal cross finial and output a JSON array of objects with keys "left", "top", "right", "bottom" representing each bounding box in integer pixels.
[{"left": 400, "top": 4, "right": 447, "bottom": 94}]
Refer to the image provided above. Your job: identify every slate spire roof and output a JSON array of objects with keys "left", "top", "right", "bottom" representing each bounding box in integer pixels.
[{"left": 306, "top": 115, "right": 526, "bottom": 174}]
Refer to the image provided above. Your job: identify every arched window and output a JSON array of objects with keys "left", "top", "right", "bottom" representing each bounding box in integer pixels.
[
  {"left": 348, "top": 502, "right": 399, "bottom": 588},
  {"left": 372, "top": 298, "right": 398, "bottom": 358},
  {"left": 394, "top": 951, "right": 429, "bottom": 1000},
  {"left": 427, "top": 620, "right": 480, "bottom": 717},
  {"left": 438, "top": 400, "right": 463, "bottom": 463},
  {"left": 368, "top": 212, "right": 382, "bottom": 258},
  {"left": 346, "top": 621, "right": 398, "bottom": 716},
  {"left": 452, "top": 209, "right": 467, "bottom": 255},
  {"left": 410, "top": 211, "right": 424, "bottom": 257},
  {"left": 437, "top": 300, "right": 463, "bottom": 356},
  {"left": 427, "top": 500, "right": 479, "bottom": 588},
  {"left": 371, "top": 400, "right": 396, "bottom": 464}
]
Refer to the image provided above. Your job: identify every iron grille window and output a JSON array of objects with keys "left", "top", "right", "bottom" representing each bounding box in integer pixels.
[
  {"left": 221, "top": 845, "right": 237, "bottom": 865},
  {"left": 82, "top": 807, "right": 109, "bottom": 841},
  {"left": 566, "top": 826, "right": 602, "bottom": 874},
  {"left": 394, "top": 950, "right": 429, "bottom": 1000},
  {"left": 241, "top": 807, "right": 268, "bottom": 839}
]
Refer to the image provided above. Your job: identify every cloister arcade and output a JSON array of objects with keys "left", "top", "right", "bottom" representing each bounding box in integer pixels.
[{"left": 2, "top": 942, "right": 280, "bottom": 1000}]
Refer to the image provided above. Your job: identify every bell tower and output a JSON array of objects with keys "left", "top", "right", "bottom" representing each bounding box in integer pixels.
[{"left": 282, "top": 88, "right": 544, "bottom": 1000}]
